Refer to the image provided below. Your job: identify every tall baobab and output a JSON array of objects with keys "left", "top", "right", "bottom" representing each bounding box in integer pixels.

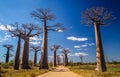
[
  {"left": 21, "top": 23, "right": 42, "bottom": 69},
  {"left": 6, "top": 23, "right": 24, "bottom": 70},
  {"left": 81, "top": 7, "right": 113, "bottom": 72},
  {"left": 62, "top": 48, "right": 70, "bottom": 66},
  {"left": 50, "top": 45, "right": 60, "bottom": 67},
  {"left": 3, "top": 44, "right": 13, "bottom": 63},
  {"left": 79, "top": 54, "right": 83, "bottom": 64},
  {"left": 31, "top": 46, "right": 41, "bottom": 66},
  {"left": 56, "top": 55, "right": 61, "bottom": 65},
  {"left": 31, "top": 8, "right": 65, "bottom": 69}
]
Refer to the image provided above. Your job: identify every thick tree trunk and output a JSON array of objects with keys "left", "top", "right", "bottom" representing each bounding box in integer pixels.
[
  {"left": 94, "top": 22, "right": 107, "bottom": 72},
  {"left": 53, "top": 51, "right": 56, "bottom": 67},
  {"left": 40, "top": 19, "right": 48, "bottom": 69},
  {"left": 14, "top": 37, "right": 21, "bottom": 70},
  {"left": 22, "top": 38, "right": 30, "bottom": 69},
  {"left": 80, "top": 56, "right": 83, "bottom": 64},
  {"left": 66, "top": 54, "right": 68, "bottom": 66},
  {"left": 34, "top": 51, "right": 37, "bottom": 66},
  {"left": 6, "top": 48, "right": 9, "bottom": 63},
  {"left": 57, "top": 55, "right": 60, "bottom": 65},
  {"left": 63, "top": 54, "right": 68, "bottom": 66}
]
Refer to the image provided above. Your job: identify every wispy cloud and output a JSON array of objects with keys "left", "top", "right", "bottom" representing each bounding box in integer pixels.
[
  {"left": 74, "top": 46, "right": 81, "bottom": 49},
  {"left": 74, "top": 42, "right": 95, "bottom": 49},
  {"left": 57, "top": 29, "right": 64, "bottom": 32},
  {"left": 30, "top": 41, "right": 40, "bottom": 45},
  {"left": 0, "top": 33, "right": 12, "bottom": 42},
  {"left": 68, "top": 52, "right": 88, "bottom": 57},
  {"left": 66, "top": 36, "right": 88, "bottom": 42},
  {"left": 0, "top": 25, "right": 13, "bottom": 31},
  {"left": 30, "top": 36, "right": 41, "bottom": 45},
  {"left": 81, "top": 44, "right": 87, "bottom": 47},
  {"left": 85, "top": 43, "right": 95, "bottom": 46},
  {"left": 30, "top": 36, "right": 41, "bottom": 41}
]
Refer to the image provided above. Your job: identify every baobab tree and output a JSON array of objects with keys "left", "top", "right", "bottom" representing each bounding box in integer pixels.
[
  {"left": 31, "top": 8, "right": 65, "bottom": 69},
  {"left": 79, "top": 54, "right": 83, "bottom": 64},
  {"left": 31, "top": 45, "right": 41, "bottom": 66},
  {"left": 56, "top": 55, "right": 61, "bottom": 65},
  {"left": 6, "top": 23, "right": 24, "bottom": 70},
  {"left": 50, "top": 45, "right": 60, "bottom": 67},
  {"left": 3, "top": 44, "right": 13, "bottom": 63},
  {"left": 21, "top": 23, "right": 42, "bottom": 69},
  {"left": 81, "top": 7, "right": 113, "bottom": 72},
  {"left": 62, "top": 48, "right": 70, "bottom": 66}
]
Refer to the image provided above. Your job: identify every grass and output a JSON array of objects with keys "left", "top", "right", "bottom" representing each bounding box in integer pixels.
[
  {"left": 0, "top": 67, "right": 49, "bottom": 77},
  {"left": 69, "top": 63, "right": 120, "bottom": 77}
]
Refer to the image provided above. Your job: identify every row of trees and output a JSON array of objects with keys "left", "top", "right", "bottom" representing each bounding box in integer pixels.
[
  {"left": 1, "top": 7, "right": 113, "bottom": 72},
  {"left": 3, "top": 8, "right": 65, "bottom": 70}
]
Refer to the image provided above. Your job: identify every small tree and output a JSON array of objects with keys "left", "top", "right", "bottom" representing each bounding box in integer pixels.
[
  {"left": 50, "top": 45, "right": 60, "bottom": 67},
  {"left": 81, "top": 7, "right": 113, "bottom": 72},
  {"left": 31, "top": 8, "right": 65, "bottom": 69},
  {"left": 62, "top": 48, "right": 70, "bottom": 66},
  {"left": 3, "top": 44, "right": 13, "bottom": 63},
  {"left": 31, "top": 46, "right": 41, "bottom": 66}
]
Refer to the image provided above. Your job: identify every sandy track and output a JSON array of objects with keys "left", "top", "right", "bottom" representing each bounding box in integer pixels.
[{"left": 37, "top": 66, "right": 83, "bottom": 77}]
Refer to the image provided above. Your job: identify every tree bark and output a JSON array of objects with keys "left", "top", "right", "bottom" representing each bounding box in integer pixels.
[
  {"left": 80, "top": 56, "right": 83, "bottom": 64},
  {"left": 94, "top": 22, "right": 107, "bottom": 72},
  {"left": 53, "top": 50, "right": 56, "bottom": 67},
  {"left": 34, "top": 51, "right": 37, "bottom": 66},
  {"left": 6, "top": 48, "right": 9, "bottom": 63},
  {"left": 14, "top": 37, "right": 21, "bottom": 70},
  {"left": 21, "top": 38, "right": 30, "bottom": 69},
  {"left": 40, "top": 19, "right": 48, "bottom": 69},
  {"left": 63, "top": 54, "right": 68, "bottom": 66}
]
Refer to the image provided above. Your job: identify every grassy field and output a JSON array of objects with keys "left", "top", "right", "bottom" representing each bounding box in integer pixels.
[
  {"left": 69, "top": 63, "right": 120, "bottom": 77},
  {"left": 0, "top": 67, "right": 49, "bottom": 77},
  {"left": 0, "top": 61, "right": 54, "bottom": 77}
]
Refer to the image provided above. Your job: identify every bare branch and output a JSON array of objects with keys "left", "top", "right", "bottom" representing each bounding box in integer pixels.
[{"left": 81, "top": 7, "right": 114, "bottom": 25}]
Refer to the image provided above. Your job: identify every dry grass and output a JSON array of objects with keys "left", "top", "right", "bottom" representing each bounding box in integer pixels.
[
  {"left": 0, "top": 67, "right": 49, "bottom": 77},
  {"left": 69, "top": 64, "right": 120, "bottom": 77}
]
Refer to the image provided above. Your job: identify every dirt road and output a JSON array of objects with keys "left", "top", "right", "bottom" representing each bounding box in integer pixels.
[{"left": 37, "top": 66, "right": 83, "bottom": 77}]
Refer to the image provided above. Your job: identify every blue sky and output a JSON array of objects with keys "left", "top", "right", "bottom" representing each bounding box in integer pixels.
[{"left": 0, "top": 0, "right": 120, "bottom": 63}]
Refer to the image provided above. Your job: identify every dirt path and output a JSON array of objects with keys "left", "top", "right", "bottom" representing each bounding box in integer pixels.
[{"left": 37, "top": 66, "right": 83, "bottom": 77}]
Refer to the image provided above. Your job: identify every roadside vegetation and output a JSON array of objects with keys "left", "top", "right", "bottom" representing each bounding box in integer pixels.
[
  {"left": 68, "top": 62, "right": 120, "bottom": 77},
  {"left": 0, "top": 61, "right": 52, "bottom": 77}
]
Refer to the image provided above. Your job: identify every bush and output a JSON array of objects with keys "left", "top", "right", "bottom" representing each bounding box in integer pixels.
[
  {"left": 68, "top": 61, "right": 74, "bottom": 66},
  {"left": 2, "top": 64, "right": 9, "bottom": 69},
  {"left": 8, "top": 60, "right": 14, "bottom": 66}
]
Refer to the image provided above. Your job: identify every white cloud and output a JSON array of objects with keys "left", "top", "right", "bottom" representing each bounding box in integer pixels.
[
  {"left": 74, "top": 46, "right": 81, "bottom": 49},
  {"left": 0, "top": 33, "right": 12, "bottom": 42},
  {"left": 30, "top": 36, "right": 41, "bottom": 41},
  {"left": 3, "top": 33, "right": 11, "bottom": 41},
  {"left": 86, "top": 43, "right": 95, "bottom": 46},
  {"left": 68, "top": 52, "right": 88, "bottom": 57},
  {"left": 58, "top": 29, "right": 63, "bottom": 32},
  {"left": 30, "top": 41, "right": 40, "bottom": 45},
  {"left": 58, "top": 48, "right": 63, "bottom": 51},
  {"left": 74, "top": 43, "right": 95, "bottom": 50},
  {"left": 67, "top": 36, "right": 88, "bottom": 42},
  {"left": 81, "top": 44, "right": 87, "bottom": 47},
  {"left": 0, "top": 25, "right": 13, "bottom": 31},
  {"left": 48, "top": 55, "right": 53, "bottom": 58},
  {"left": 30, "top": 36, "right": 41, "bottom": 45}
]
